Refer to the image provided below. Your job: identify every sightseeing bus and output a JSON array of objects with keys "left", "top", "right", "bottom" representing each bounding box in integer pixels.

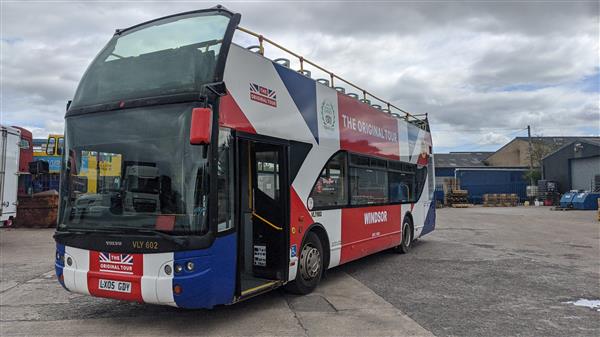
[{"left": 55, "top": 6, "right": 436, "bottom": 309}]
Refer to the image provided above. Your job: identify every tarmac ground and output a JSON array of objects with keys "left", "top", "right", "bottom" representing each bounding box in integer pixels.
[{"left": 0, "top": 206, "right": 598, "bottom": 336}]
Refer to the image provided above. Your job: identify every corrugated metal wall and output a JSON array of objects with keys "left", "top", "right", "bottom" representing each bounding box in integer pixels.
[
  {"left": 571, "top": 156, "right": 600, "bottom": 191},
  {"left": 456, "top": 169, "right": 528, "bottom": 204}
]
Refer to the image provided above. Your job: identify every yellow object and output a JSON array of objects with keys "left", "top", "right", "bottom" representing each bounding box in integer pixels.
[
  {"left": 252, "top": 212, "right": 283, "bottom": 231},
  {"left": 77, "top": 152, "right": 122, "bottom": 193}
]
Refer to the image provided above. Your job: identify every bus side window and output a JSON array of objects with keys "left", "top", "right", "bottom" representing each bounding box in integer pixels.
[
  {"left": 308, "top": 152, "right": 347, "bottom": 209},
  {"left": 47, "top": 137, "right": 56, "bottom": 155},
  {"left": 58, "top": 138, "right": 65, "bottom": 156},
  {"left": 216, "top": 129, "right": 234, "bottom": 232},
  {"left": 350, "top": 167, "right": 388, "bottom": 205},
  {"left": 256, "top": 151, "right": 279, "bottom": 200},
  {"left": 389, "top": 171, "right": 415, "bottom": 203}
]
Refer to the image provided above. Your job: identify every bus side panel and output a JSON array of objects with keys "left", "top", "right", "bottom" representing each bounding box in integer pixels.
[
  {"left": 311, "top": 209, "right": 342, "bottom": 269},
  {"left": 339, "top": 204, "right": 402, "bottom": 265},
  {"left": 421, "top": 201, "right": 436, "bottom": 236},
  {"left": 55, "top": 243, "right": 66, "bottom": 289},
  {"left": 337, "top": 93, "right": 400, "bottom": 160},
  {"left": 172, "top": 233, "right": 237, "bottom": 308},
  {"left": 222, "top": 44, "right": 317, "bottom": 145}
]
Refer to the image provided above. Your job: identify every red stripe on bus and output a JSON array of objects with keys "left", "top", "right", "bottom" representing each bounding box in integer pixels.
[
  {"left": 219, "top": 93, "right": 257, "bottom": 133},
  {"left": 337, "top": 92, "right": 400, "bottom": 160},
  {"left": 289, "top": 188, "right": 314, "bottom": 251},
  {"left": 88, "top": 251, "right": 144, "bottom": 302},
  {"left": 340, "top": 204, "right": 402, "bottom": 264}
]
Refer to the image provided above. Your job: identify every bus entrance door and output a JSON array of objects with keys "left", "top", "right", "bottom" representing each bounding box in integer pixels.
[{"left": 238, "top": 138, "right": 288, "bottom": 297}]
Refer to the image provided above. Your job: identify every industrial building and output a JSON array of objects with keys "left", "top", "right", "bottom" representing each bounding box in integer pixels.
[
  {"left": 435, "top": 136, "right": 600, "bottom": 204},
  {"left": 542, "top": 138, "right": 600, "bottom": 193}
]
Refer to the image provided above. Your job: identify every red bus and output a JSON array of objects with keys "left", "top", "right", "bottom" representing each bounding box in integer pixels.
[{"left": 55, "top": 6, "right": 435, "bottom": 309}]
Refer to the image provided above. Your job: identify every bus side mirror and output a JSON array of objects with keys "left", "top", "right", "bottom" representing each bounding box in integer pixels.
[{"left": 190, "top": 108, "right": 212, "bottom": 145}]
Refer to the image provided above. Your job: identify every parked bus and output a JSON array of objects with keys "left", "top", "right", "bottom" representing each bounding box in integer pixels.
[
  {"left": 33, "top": 134, "right": 64, "bottom": 173},
  {"left": 55, "top": 6, "right": 436, "bottom": 309}
]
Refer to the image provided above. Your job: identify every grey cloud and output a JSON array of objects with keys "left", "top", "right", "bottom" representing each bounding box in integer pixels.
[{"left": 1, "top": 1, "right": 598, "bottom": 150}]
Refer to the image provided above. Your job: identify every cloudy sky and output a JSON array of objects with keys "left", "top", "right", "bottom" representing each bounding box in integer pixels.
[{"left": 1, "top": 0, "right": 598, "bottom": 153}]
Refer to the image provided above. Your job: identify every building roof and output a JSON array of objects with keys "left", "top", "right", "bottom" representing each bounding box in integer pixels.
[
  {"left": 434, "top": 152, "right": 493, "bottom": 168},
  {"left": 542, "top": 137, "right": 600, "bottom": 161},
  {"left": 513, "top": 136, "right": 599, "bottom": 147}
]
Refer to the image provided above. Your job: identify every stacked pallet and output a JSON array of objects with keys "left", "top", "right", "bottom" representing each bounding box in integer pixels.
[
  {"left": 483, "top": 193, "right": 518, "bottom": 207},
  {"left": 446, "top": 189, "right": 470, "bottom": 207}
]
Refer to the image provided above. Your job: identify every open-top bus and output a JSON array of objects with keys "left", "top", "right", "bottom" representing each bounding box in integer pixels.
[{"left": 55, "top": 6, "right": 435, "bottom": 309}]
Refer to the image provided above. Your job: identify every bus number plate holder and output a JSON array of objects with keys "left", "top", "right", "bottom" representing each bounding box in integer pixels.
[{"left": 98, "top": 279, "right": 132, "bottom": 293}]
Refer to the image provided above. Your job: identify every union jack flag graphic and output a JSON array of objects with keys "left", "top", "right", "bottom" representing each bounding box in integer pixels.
[
  {"left": 100, "top": 252, "right": 133, "bottom": 264},
  {"left": 99, "top": 252, "right": 135, "bottom": 274},
  {"left": 249, "top": 83, "right": 277, "bottom": 107}
]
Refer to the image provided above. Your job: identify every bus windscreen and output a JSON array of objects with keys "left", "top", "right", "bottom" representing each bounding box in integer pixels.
[
  {"left": 71, "top": 13, "right": 231, "bottom": 108},
  {"left": 60, "top": 104, "right": 209, "bottom": 235}
]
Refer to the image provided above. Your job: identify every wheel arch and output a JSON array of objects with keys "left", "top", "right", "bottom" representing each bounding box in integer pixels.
[
  {"left": 403, "top": 211, "right": 414, "bottom": 237},
  {"left": 300, "top": 222, "right": 331, "bottom": 271}
]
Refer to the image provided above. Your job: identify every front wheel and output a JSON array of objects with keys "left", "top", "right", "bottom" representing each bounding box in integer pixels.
[
  {"left": 394, "top": 220, "right": 412, "bottom": 254},
  {"left": 285, "top": 232, "right": 323, "bottom": 295}
]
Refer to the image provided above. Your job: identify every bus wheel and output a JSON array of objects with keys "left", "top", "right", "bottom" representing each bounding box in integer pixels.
[
  {"left": 285, "top": 231, "right": 323, "bottom": 295},
  {"left": 394, "top": 220, "right": 412, "bottom": 254}
]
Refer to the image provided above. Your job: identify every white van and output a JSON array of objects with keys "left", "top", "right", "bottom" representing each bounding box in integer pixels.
[{"left": 1, "top": 125, "right": 21, "bottom": 226}]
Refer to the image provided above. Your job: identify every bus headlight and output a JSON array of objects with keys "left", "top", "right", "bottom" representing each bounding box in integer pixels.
[
  {"left": 164, "top": 264, "right": 172, "bottom": 275},
  {"left": 174, "top": 264, "right": 183, "bottom": 273},
  {"left": 185, "top": 261, "right": 194, "bottom": 271}
]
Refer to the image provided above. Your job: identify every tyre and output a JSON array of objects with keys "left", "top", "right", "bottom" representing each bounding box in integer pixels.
[
  {"left": 394, "top": 219, "right": 413, "bottom": 254},
  {"left": 285, "top": 231, "right": 323, "bottom": 294}
]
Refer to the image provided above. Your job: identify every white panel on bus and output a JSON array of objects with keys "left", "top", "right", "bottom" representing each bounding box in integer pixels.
[
  {"left": 312, "top": 209, "right": 342, "bottom": 268},
  {"left": 64, "top": 246, "right": 90, "bottom": 295},
  {"left": 398, "top": 120, "right": 410, "bottom": 163},
  {"left": 223, "top": 45, "right": 315, "bottom": 144},
  {"left": 292, "top": 84, "right": 341, "bottom": 201},
  {"left": 141, "top": 253, "right": 174, "bottom": 305}
]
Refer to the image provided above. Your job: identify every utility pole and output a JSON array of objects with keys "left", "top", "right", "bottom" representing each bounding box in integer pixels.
[{"left": 527, "top": 125, "right": 534, "bottom": 186}]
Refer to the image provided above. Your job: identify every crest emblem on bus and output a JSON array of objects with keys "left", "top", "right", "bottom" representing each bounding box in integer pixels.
[{"left": 320, "top": 100, "right": 336, "bottom": 130}]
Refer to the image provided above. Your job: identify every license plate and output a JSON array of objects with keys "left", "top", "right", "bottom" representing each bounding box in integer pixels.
[{"left": 98, "top": 279, "right": 131, "bottom": 293}]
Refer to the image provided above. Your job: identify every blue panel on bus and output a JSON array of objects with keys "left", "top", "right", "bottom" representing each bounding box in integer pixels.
[
  {"left": 172, "top": 233, "right": 237, "bottom": 309},
  {"left": 55, "top": 243, "right": 66, "bottom": 288},
  {"left": 420, "top": 201, "right": 436, "bottom": 236},
  {"left": 273, "top": 63, "right": 319, "bottom": 144}
]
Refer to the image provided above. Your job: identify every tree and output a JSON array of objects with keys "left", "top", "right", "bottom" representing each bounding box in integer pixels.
[{"left": 524, "top": 136, "right": 563, "bottom": 184}]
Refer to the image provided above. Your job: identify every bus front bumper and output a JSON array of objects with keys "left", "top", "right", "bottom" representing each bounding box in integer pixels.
[{"left": 54, "top": 235, "right": 237, "bottom": 309}]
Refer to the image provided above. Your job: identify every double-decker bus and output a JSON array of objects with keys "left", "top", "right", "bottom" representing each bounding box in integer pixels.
[{"left": 55, "top": 6, "right": 436, "bottom": 309}]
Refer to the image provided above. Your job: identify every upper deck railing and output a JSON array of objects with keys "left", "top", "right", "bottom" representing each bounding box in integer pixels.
[{"left": 236, "top": 26, "right": 428, "bottom": 129}]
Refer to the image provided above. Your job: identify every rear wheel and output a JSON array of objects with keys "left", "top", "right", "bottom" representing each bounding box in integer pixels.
[
  {"left": 394, "top": 219, "right": 412, "bottom": 254},
  {"left": 285, "top": 232, "right": 323, "bottom": 294}
]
